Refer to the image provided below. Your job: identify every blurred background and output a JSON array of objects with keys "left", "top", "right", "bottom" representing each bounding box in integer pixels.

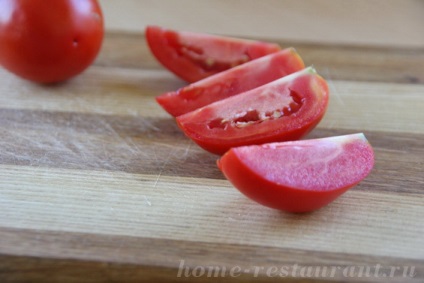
[{"left": 99, "top": 0, "right": 424, "bottom": 48}]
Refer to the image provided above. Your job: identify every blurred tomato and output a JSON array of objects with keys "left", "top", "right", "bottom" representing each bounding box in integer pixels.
[{"left": 0, "top": 0, "right": 104, "bottom": 83}]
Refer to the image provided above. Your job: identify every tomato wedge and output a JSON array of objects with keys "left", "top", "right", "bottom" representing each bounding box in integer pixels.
[
  {"left": 217, "top": 134, "right": 375, "bottom": 213},
  {"left": 176, "top": 67, "right": 329, "bottom": 155},
  {"left": 146, "top": 25, "right": 281, "bottom": 82},
  {"left": 156, "top": 48, "right": 305, "bottom": 117}
]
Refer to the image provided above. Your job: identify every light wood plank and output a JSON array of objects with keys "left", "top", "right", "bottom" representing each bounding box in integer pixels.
[
  {"left": 319, "top": 80, "right": 424, "bottom": 134},
  {"left": 1, "top": 67, "right": 423, "bottom": 134},
  {"left": 1, "top": 165, "right": 423, "bottom": 261},
  {"left": 99, "top": 0, "right": 424, "bottom": 48}
]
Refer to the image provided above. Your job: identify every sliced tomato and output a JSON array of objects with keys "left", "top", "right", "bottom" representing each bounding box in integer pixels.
[
  {"left": 176, "top": 67, "right": 329, "bottom": 155},
  {"left": 156, "top": 48, "right": 305, "bottom": 117},
  {"left": 217, "top": 134, "right": 375, "bottom": 213},
  {"left": 146, "top": 25, "right": 281, "bottom": 82}
]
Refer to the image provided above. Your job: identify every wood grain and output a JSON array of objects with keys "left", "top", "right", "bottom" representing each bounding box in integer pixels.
[
  {"left": 1, "top": 228, "right": 423, "bottom": 282},
  {"left": 0, "top": 31, "right": 423, "bottom": 282},
  {"left": 1, "top": 164, "right": 423, "bottom": 257}
]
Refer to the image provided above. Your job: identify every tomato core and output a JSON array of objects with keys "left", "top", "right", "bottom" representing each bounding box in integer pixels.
[
  {"left": 206, "top": 89, "right": 304, "bottom": 130},
  {"left": 165, "top": 30, "right": 250, "bottom": 72}
]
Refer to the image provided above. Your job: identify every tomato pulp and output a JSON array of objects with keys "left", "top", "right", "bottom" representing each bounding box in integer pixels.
[
  {"left": 156, "top": 48, "right": 305, "bottom": 117},
  {"left": 217, "top": 134, "right": 375, "bottom": 213},
  {"left": 146, "top": 25, "right": 281, "bottom": 82},
  {"left": 0, "top": 0, "right": 104, "bottom": 83},
  {"left": 177, "top": 67, "right": 329, "bottom": 155}
]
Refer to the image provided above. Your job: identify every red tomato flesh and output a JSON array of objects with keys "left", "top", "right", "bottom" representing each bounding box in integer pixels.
[
  {"left": 177, "top": 67, "right": 329, "bottom": 155},
  {"left": 146, "top": 25, "right": 281, "bottom": 82},
  {"left": 217, "top": 133, "right": 375, "bottom": 213},
  {"left": 0, "top": 0, "right": 104, "bottom": 83},
  {"left": 156, "top": 48, "right": 305, "bottom": 117}
]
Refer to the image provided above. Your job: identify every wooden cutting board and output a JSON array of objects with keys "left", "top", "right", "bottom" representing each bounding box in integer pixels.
[{"left": 0, "top": 32, "right": 423, "bottom": 282}]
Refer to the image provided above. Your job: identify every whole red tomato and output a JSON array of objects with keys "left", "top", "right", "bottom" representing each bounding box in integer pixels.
[{"left": 0, "top": 0, "right": 104, "bottom": 83}]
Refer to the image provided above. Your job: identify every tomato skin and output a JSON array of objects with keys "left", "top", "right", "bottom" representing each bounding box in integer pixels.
[
  {"left": 146, "top": 25, "right": 281, "bottom": 83},
  {"left": 217, "top": 134, "right": 375, "bottom": 213},
  {"left": 177, "top": 67, "right": 329, "bottom": 155},
  {"left": 0, "top": 0, "right": 104, "bottom": 83},
  {"left": 156, "top": 48, "right": 305, "bottom": 117}
]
